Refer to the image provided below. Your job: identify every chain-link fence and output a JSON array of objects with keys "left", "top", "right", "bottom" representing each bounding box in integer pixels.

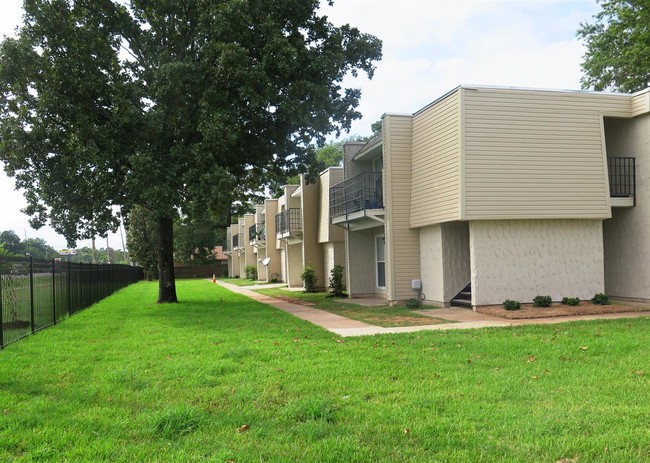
[{"left": 0, "top": 256, "right": 143, "bottom": 349}]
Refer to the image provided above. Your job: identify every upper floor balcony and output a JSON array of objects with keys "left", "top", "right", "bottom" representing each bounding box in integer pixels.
[
  {"left": 222, "top": 239, "right": 231, "bottom": 255},
  {"left": 330, "top": 172, "right": 384, "bottom": 227},
  {"left": 608, "top": 157, "right": 635, "bottom": 207},
  {"left": 275, "top": 208, "right": 302, "bottom": 242},
  {"left": 233, "top": 233, "right": 245, "bottom": 252},
  {"left": 249, "top": 223, "right": 266, "bottom": 248}
]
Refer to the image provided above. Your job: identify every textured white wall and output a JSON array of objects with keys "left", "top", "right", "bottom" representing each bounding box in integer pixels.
[
  {"left": 419, "top": 222, "right": 470, "bottom": 305},
  {"left": 323, "top": 242, "right": 346, "bottom": 288},
  {"left": 419, "top": 224, "right": 444, "bottom": 304},
  {"left": 603, "top": 115, "right": 650, "bottom": 300},
  {"left": 470, "top": 219, "right": 604, "bottom": 306}
]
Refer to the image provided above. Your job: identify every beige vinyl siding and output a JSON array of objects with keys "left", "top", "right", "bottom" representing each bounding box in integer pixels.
[
  {"left": 383, "top": 114, "right": 421, "bottom": 301},
  {"left": 631, "top": 90, "right": 650, "bottom": 116},
  {"left": 318, "top": 168, "right": 344, "bottom": 244},
  {"left": 410, "top": 90, "right": 462, "bottom": 227},
  {"left": 462, "top": 88, "right": 625, "bottom": 219},
  {"left": 301, "top": 177, "right": 326, "bottom": 289}
]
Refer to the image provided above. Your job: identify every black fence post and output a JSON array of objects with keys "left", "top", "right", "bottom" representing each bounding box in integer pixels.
[
  {"left": 52, "top": 259, "right": 57, "bottom": 325},
  {"left": 29, "top": 255, "right": 35, "bottom": 334},
  {"left": 68, "top": 259, "right": 72, "bottom": 316}
]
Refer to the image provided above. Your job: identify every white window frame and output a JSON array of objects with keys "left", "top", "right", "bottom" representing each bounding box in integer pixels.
[{"left": 375, "top": 234, "right": 386, "bottom": 289}]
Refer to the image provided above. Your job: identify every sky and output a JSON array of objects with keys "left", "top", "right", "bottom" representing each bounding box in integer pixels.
[{"left": 0, "top": 0, "right": 601, "bottom": 250}]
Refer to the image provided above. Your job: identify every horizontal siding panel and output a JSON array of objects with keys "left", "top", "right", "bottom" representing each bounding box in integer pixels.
[
  {"left": 631, "top": 91, "right": 649, "bottom": 116},
  {"left": 464, "top": 88, "right": 612, "bottom": 219},
  {"left": 410, "top": 89, "right": 461, "bottom": 228}
]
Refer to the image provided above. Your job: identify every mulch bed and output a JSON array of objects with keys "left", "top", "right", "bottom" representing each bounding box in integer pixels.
[{"left": 476, "top": 302, "right": 650, "bottom": 319}]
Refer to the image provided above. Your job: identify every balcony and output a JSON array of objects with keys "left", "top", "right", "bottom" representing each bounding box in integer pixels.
[
  {"left": 275, "top": 208, "right": 302, "bottom": 243},
  {"left": 330, "top": 172, "right": 384, "bottom": 227},
  {"left": 233, "top": 233, "right": 245, "bottom": 252},
  {"left": 222, "top": 239, "right": 231, "bottom": 255},
  {"left": 608, "top": 157, "right": 635, "bottom": 207},
  {"left": 249, "top": 223, "right": 266, "bottom": 248}
]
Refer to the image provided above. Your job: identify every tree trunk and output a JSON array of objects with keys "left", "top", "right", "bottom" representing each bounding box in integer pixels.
[{"left": 157, "top": 216, "right": 178, "bottom": 303}]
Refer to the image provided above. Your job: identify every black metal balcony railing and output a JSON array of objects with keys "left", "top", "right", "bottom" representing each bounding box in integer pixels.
[
  {"left": 608, "top": 157, "right": 635, "bottom": 201},
  {"left": 275, "top": 209, "right": 302, "bottom": 237},
  {"left": 330, "top": 172, "right": 383, "bottom": 219},
  {"left": 256, "top": 224, "right": 266, "bottom": 242},
  {"left": 249, "top": 223, "right": 266, "bottom": 243}
]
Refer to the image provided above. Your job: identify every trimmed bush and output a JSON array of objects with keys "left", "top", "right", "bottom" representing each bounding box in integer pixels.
[
  {"left": 561, "top": 296, "right": 580, "bottom": 306},
  {"left": 502, "top": 299, "right": 521, "bottom": 311},
  {"left": 328, "top": 265, "right": 345, "bottom": 297},
  {"left": 270, "top": 273, "right": 280, "bottom": 283},
  {"left": 406, "top": 298, "right": 421, "bottom": 309},
  {"left": 532, "top": 295, "right": 552, "bottom": 308},
  {"left": 245, "top": 265, "right": 257, "bottom": 281},
  {"left": 301, "top": 265, "right": 318, "bottom": 293},
  {"left": 591, "top": 293, "right": 610, "bottom": 305}
]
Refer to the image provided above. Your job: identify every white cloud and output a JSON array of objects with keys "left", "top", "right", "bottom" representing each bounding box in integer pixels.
[{"left": 325, "top": 0, "right": 599, "bottom": 136}]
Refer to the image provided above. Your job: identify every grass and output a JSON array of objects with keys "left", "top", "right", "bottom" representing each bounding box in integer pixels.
[
  {"left": 218, "top": 277, "right": 274, "bottom": 287},
  {"left": 0, "top": 279, "right": 648, "bottom": 462},
  {"left": 253, "top": 287, "right": 445, "bottom": 327}
]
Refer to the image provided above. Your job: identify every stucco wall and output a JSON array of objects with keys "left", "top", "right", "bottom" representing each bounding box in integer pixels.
[
  {"left": 603, "top": 114, "right": 650, "bottom": 300},
  {"left": 323, "top": 242, "right": 345, "bottom": 290},
  {"left": 419, "top": 224, "right": 445, "bottom": 304},
  {"left": 419, "top": 222, "right": 470, "bottom": 305},
  {"left": 470, "top": 219, "right": 604, "bottom": 305}
]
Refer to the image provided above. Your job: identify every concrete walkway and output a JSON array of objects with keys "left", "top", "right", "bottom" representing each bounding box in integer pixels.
[{"left": 216, "top": 280, "right": 650, "bottom": 337}]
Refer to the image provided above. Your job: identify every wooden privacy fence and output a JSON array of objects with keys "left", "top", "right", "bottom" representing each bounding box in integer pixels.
[
  {"left": 0, "top": 256, "right": 143, "bottom": 349},
  {"left": 174, "top": 262, "right": 226, "bottom": 279}
]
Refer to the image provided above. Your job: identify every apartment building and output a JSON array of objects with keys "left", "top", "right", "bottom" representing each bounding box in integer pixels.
[
  {"left": 331, "top": 85, "right": 650, "bottom": 308},
  {"left": 227, "top": 168, "right": 345, "bottom": 289}
]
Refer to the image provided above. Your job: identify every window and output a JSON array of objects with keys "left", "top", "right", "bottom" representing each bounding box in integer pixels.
[{"left": 376, "top": 235, "right": 386, "bottom": 288}]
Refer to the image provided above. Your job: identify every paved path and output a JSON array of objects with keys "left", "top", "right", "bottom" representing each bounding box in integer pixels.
[{"left": 216, "top": 281, "right": 650, "bottom": 337}]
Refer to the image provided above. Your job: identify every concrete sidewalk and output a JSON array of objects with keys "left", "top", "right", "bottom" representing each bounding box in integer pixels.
[{"left": 215, "top": 280, "right": 650, "bottom": 337}]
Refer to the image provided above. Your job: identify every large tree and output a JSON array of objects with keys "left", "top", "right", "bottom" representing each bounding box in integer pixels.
[
  {"left": 0, "top": 0, "right": 382, "bottom": 303},
  {"left": 577, "top": 0, "right": 650, "bottom": 92}
]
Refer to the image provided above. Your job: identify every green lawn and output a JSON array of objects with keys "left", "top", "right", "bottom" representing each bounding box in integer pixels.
[
  {"left": 254, "top": 287, "right": 446, "bottom": 327},
  {"left": 218, "top": 277, "right": 273, "bottom": 287},
  {"left": 1, "top": 280, "right": 648, "bottom": 462}
]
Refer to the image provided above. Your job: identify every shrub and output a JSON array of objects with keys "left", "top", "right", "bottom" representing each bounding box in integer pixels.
[
  {"left": 301, "top": 265, "right": 318, "bottom": 293},
  {"left": 591, "top": 293, "right": 609, "bottom": 305},
  {"left": 502, "top": 299, "right": 521, "bottom": 311},
  {"left": 561, "top": 296, "right": 580, "bottom": 306},
  {"left": 270, "top": 273, "right": 280, "bottom": 283},
  {"left": 245, "top": 265, "right": 257, "bottom": 281},
  {"left": 221, "top": 267, "right": 229, "bottom": 278},
  {"left": 406, "top": 298, "right": 421, "bottom": 309},
  {"left": 328, "top": 265, "right": 345, "bottom": 297},
  {"left": 532, "top": 295, "right": 552, "bottom": 308}
]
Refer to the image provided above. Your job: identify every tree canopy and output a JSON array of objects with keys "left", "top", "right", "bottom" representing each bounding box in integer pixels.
[
  {"left": 0, "top": 0, "right": 382, "bottom": 302},
  {"left": 577, "top": 0, "right": 650, "bottom": 92},
  {"left": 0, "top": 230, "right": 59, "bottom": 259}
]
